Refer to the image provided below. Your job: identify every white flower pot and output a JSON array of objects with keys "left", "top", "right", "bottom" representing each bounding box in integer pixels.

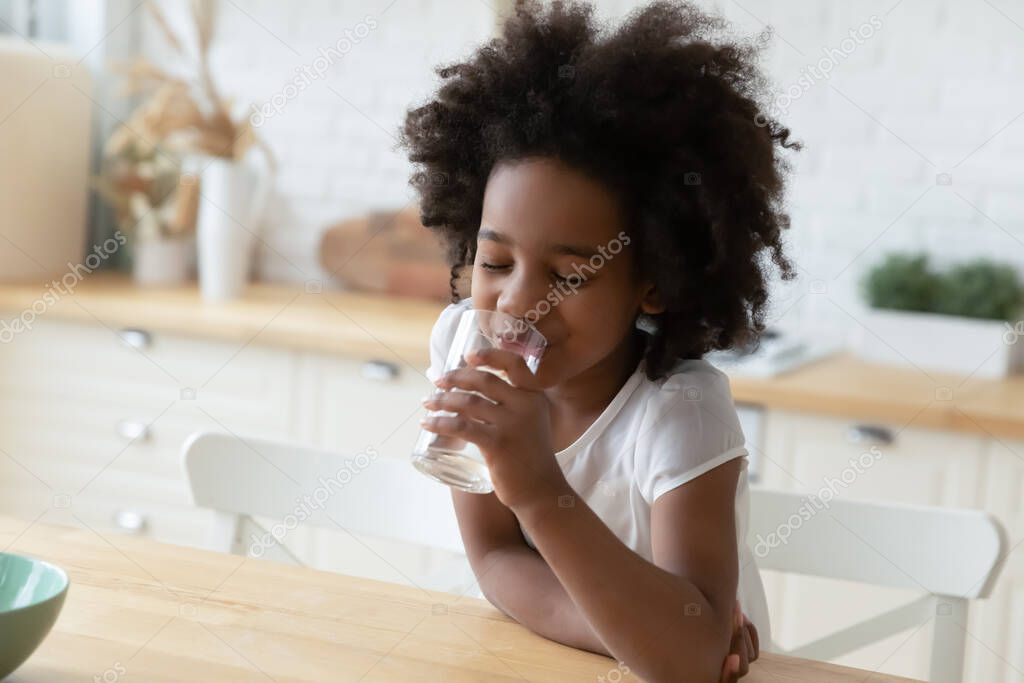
[
  {"left": 193, "top": 155, "right": 271, "bottom": 302},
  {"left": 854, "top": 308, "right": 1024, "bottom": 379},
  {"left": 132, "top": 236, "right": 194, "bottom": 287}
]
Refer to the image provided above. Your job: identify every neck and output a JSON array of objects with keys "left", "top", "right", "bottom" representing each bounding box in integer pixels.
[{"left": 544, "top": 328, "right": 645, "bottom": 418}]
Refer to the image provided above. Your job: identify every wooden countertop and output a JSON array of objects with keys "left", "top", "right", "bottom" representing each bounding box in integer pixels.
[
  {"left": 726, "top": 352, "right": 1024, "bottom": 440},
  {"left": 3, "top": 516, "right": 923, "bottom": 682},
  {"left": 0, "top": 272, "right": 441, "bottom": 369},
  {"left": 0, "top": 273, "right": 1020, "bottom": 440}
]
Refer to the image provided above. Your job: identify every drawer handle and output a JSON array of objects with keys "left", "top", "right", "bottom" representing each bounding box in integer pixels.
[
  {"left": 361, "top": 360, "right": 399, "bottom": 382},
  {"left": 118, "top": 328, "right": 152, "bottom": 349},
  {"left": 116, "top": 420, "right": 151, "bottom": 441},
  {"left": 846, "top": 424, "right": 894, "bottom": 446},
  {"left": 113, "top": 509, "right": 147, "bottom": 534}
]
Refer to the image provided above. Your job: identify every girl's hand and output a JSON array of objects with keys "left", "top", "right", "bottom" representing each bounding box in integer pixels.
[
  {"left": 421, "top": 346, "right": 568, "bottom": 513},
  {"left": 719, "top": 601, "right": 759, "bottom": 682}
]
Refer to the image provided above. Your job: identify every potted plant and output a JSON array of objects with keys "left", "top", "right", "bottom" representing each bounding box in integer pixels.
[
  {"left": 97, "top": 1, "right": 274, "bottom": 298},
  {"left": 858, "top": 253, "right": 1024, "bottom": 378}
]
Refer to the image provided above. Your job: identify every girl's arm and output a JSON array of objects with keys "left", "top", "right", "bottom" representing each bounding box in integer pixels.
[
  {"left": 477, "top": 543, "right": 612, "bottom": 655},
  {"left": 450, "top": 489, "right": 611, "bottom": 655},
  {"left": 514, "top": 458, "right": 743, "bottom": 683}
]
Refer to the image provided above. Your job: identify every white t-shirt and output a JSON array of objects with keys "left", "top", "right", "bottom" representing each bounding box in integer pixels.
[{"left": 426, "top": 297, "right": 771, "bottom": 643}]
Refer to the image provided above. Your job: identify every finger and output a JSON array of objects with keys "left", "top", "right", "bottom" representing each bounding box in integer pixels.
[
  {"left": 744, "top": 617, "right": 759, "bottom": 659},
  {"left": 435, "top": 365, "right": 516, "bottom": 403},
  {"left": 465, "top": 347, "right": 538, "bottom": 389},
  {"left": 424, "top": 388, "right": 502, "bottom": 424},
  {"left": 718, "top": 653, "right": 738, "bottom": 683},
  {"left": 419, "top": 413, "right": 495, "bottom": 450},
  {"left": 727, "top": 626, "right": 745, "bottom": 669},
  {"left": 733, "top": 630, "right": 750, "bottom": 677},
  {"left": 744, "top": 628, "right": 755, "bottom": 663}
]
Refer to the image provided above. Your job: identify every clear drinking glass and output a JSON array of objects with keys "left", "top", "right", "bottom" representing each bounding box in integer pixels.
[{"left": 412, "top": 309, "right": 547, "bottom": 493}]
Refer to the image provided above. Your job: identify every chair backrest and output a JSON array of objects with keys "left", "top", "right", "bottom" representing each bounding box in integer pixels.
[
  {"left": 748, "top": 489, "right": 1006, "bottom": 599},
  {"left": 181, "top": 431, "right": 465, "bottom": 556},
  {"left": 748, "top": 488, "right": 1008, "bottom": 683}
]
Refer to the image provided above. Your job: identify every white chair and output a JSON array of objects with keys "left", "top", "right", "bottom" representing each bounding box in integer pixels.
[
  {"left": 748, "top": 488, "right": 1008, "bottom": 683},
  {"left": 181, "top": 431, "right": 472, "bottom": 593}
]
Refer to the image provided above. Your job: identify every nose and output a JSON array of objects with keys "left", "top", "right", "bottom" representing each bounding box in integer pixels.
[{"left": 495, "top": 267, "right": 547, "bottom": 325}]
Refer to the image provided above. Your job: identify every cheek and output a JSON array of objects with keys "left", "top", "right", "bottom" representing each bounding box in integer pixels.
[
  {"left": 469, "top": 269, "right": 496, "bottom": 305},
  {"left": 560, "top": 285, "right": 637, "bottom": 341},
  {"left": 557, "top": 296, "right": 620, "bottom": 347}
]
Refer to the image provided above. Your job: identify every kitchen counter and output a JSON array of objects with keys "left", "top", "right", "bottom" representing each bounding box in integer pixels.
[
  {"left": 3, "top": 516, "right": 924, "bottom": 682},
  {"left": 0, "top": 273, "right": 1020, "bottom": 439},
  {"left": 0, "top": 272, "right": 440, "bottom": 368}
]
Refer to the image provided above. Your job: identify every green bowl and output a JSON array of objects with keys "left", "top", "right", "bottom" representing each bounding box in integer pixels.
[{"left": 0, "top": 553, "right": 69, "bottom": 679}]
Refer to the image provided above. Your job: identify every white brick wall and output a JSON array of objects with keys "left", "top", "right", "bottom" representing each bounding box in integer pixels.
[{"left": 145, "top": 0, "right": 1024, "bottom": 343}]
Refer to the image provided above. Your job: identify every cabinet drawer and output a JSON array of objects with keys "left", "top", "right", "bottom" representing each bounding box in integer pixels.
[
  {"left": 0, "top": 318, "right": 164, "bottom": 401},
  {"left": 758, "top": 409, "right": 987, "bottom": 507},
  {"left": 0, "top": 318, "right": 296, "bottom": 420},
  {"left": 47, "top": 497, "right": 213, "bottom": 549},
  {"left": 295, "top": 353, "right": 433, "bottom": 460},
  {"left": 0, "top": 460, "right": 213, "bottom": 550},
  {"left": 0, "top": 396, "right": 291, "bottom": 497}
]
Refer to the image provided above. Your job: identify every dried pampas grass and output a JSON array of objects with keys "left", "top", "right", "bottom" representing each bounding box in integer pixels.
[
  {"left": 98, "top": 0, "right": 275, "bottom": 239},
  {"left": 107, "top": 0, "right": 274, "bottom": 168}
]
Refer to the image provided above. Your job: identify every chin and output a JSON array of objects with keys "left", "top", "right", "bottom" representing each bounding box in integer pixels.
[{"left": 533, "top": 349, "right": 562, "bottom": 385}]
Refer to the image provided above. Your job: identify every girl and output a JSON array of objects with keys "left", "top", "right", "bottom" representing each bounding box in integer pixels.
[{"left": 401, "top": 1, "right": 798, "bottom": 680}]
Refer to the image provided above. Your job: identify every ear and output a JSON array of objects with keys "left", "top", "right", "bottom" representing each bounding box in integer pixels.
[{"left": 638, "top": 281, "right": 666, "bottom": 315}]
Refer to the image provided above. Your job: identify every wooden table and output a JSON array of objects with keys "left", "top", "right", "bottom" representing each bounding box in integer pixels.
[{"left": 2, "top": 517, "right": 921, "bottom": 682}]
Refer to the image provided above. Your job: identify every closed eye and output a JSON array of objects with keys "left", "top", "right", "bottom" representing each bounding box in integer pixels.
[{"left": 480, "top": 262, "right": 585, "bottom": 286}]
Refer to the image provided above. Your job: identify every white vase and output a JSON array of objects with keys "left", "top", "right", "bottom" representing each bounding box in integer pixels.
[
  {"left": 193, "top": 155, "right": 270, "bottom": 302},
  {"left": 132, "top": 236, "right": 194, "bottom": 287}
]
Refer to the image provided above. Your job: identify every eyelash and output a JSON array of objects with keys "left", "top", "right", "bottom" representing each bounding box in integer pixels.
[{"left": 480, "top": 262, "right": 576, "bottom": 285}]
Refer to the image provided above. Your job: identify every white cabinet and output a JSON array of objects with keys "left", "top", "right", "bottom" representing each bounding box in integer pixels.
[
  {"left": 757, "top": 410, "right": 986, "bottom": 505},
  {"left": 0, "top": 318, "right": 296, "bottom": 548},
  {"left": 755, "top": 410, "right": 991, "bottom": 682},
  {"left": 964, "top": 439, "right": 1024, "bottom": 683}
]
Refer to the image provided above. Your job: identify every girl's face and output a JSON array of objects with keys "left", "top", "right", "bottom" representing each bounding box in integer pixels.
[{"left": 471, "top": 156, "right": 662, "bottom": 387}]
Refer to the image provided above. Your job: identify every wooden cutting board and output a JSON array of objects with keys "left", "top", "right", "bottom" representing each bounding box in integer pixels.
[{"left": 319, "top": 204, "right": 459, "bottom": 301}]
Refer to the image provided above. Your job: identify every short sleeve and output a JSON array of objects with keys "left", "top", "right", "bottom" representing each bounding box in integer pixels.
[
  {"left": 425, "top": 297, "right": 473, "bottom": 383},
  {"left": 634, "top": 361, "right": 748, "bottom": 505}
]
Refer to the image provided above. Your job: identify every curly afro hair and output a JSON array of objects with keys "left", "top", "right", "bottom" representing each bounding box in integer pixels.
[{"left": 399, "top": 0, "right": 800, "bottom": 381}]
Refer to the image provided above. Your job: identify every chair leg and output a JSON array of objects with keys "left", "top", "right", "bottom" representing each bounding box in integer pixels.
[
  {"left": 209, "top": 511, "right": 244, "bottom": 554},
  {"left": 929, "top": 596, "right": 967, "bottom": 683}
]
